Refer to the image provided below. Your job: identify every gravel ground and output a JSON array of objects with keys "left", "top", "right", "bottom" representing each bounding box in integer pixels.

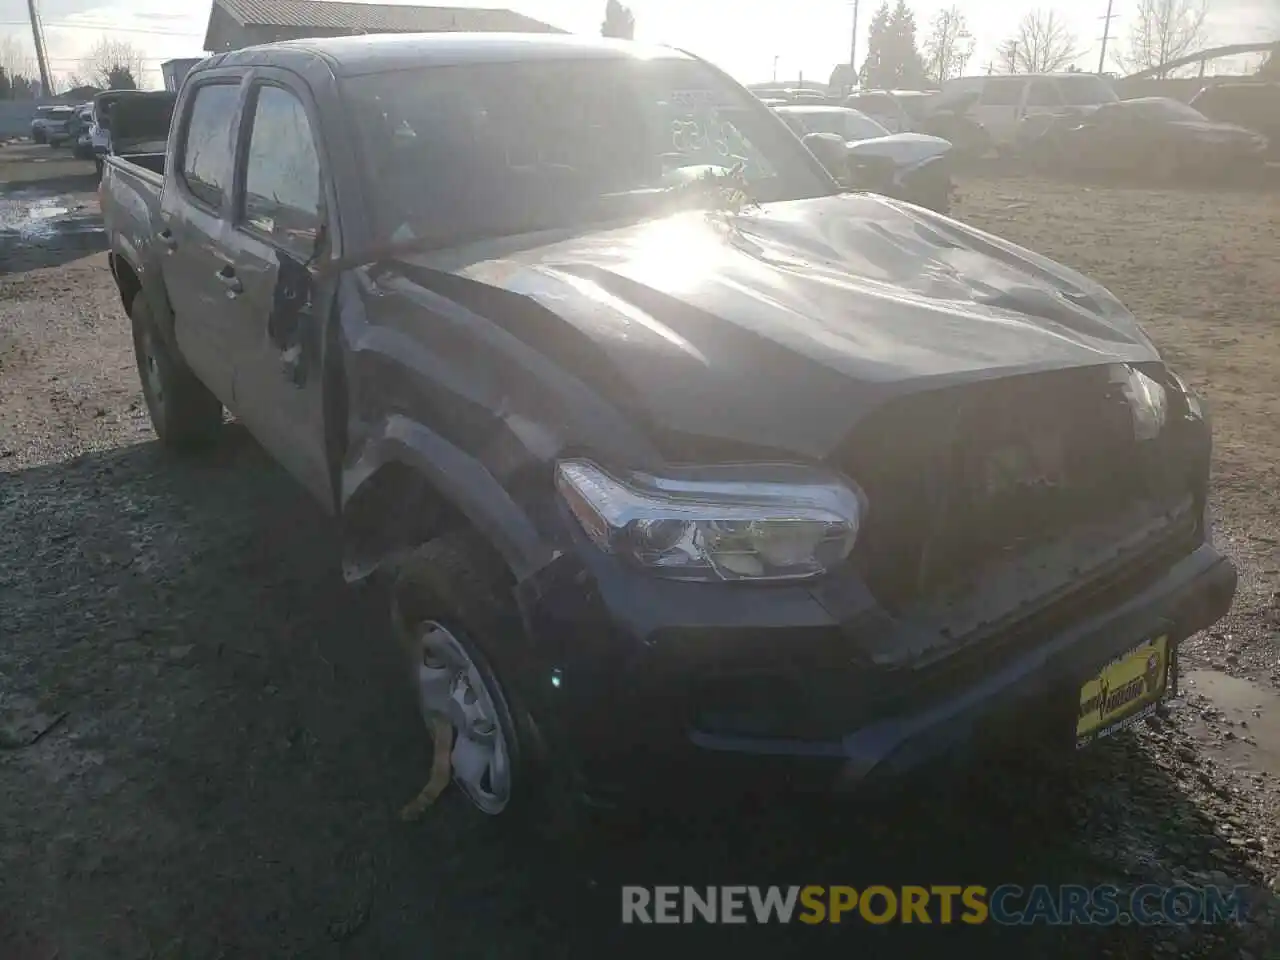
[{"left": 1, "top": 142, "right": 1278, "bottom": 959}]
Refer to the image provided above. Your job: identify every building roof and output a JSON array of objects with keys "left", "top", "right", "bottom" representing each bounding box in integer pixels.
[{"left": 210, "top": 0, "right": 561, "bottom": 36}]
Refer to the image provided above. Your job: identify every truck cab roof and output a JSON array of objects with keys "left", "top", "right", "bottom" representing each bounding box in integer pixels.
[{"left": 197, "top": 31, "right": 689, "bottom": 79}]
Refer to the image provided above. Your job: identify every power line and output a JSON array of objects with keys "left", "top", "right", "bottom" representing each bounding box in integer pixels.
[
  {"left": 0, "top": 20, "right": 202, "bottom": 38},
  {"left": 46, "top": 56, "right": 177, "bottom": 63}
]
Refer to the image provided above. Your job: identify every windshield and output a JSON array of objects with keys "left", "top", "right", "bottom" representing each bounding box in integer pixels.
[
  {"left": 343, "top": 57, "right": 835, "bottom": 247},
  {"left": 779, "top": 108, "right": 889, "bottom": 142},
  {"left": 1057, "top": 75, "right": 1118, "bottom": 106},
  {"left": 1132, "top": 99, "right": 1208, "bottom": 122}
]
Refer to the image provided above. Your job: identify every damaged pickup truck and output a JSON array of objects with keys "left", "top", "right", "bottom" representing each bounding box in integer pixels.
[{"left": 101, "top": 33, "right": 1236, "bottom": 820}]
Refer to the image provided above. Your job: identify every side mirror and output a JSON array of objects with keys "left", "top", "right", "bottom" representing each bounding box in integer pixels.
[{"left": 802, "top": 132, "right": 850, "bottom": 179}]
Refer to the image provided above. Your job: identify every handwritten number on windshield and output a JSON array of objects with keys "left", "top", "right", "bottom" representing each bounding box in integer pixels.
[{"left": 670, "top": 117, "right": 749, "bottom": 167}]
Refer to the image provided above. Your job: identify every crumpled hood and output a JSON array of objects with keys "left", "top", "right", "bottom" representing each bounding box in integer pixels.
[
  {"left": 847, "top": 132, "right": 951, "bottom": 167},
  {"left": 406, "top": 193, "right": 1160, "bottom": 459}
]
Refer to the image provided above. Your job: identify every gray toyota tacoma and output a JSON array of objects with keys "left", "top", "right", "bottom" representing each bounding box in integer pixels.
[{"left": 100, "top": 33, "right": 1236, "bottom": 820}]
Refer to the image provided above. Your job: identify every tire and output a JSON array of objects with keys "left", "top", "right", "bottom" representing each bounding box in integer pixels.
[
  {"left": 390, "top": 533, "right": 590, "bottom": 834},
  {"left": 390, "top": 534, "right": 537, "bottom": 817},
  {"left": 129, "top": 295, "right": 223, "bottom": 449}
]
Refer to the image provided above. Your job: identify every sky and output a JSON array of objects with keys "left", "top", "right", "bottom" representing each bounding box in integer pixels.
[{"left": 0, "top": 0, "right": 1277, "bottom": 91}]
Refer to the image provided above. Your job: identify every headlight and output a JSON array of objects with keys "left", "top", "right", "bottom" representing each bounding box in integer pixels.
[
  {"left": 1113, "top": 365, "right": 1167, "bottom": 441},
  {"left": 555, "top": 460, "right": 863, "bottom": 582},
  {"left": 1167, "top": 369, "right": 1204, "bottom": 421}
]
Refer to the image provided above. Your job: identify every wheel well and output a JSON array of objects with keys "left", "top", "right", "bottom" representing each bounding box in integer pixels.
[
  {"left": 110, "top": 254, "right": 142, "bottom": 314},
  {"left": 340, "top": 461, "right": 512, "bottom": 584}
]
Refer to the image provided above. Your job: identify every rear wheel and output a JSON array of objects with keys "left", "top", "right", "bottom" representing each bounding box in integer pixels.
[{"left": 129, "top": 296, "right": 222, "bottom": 449}]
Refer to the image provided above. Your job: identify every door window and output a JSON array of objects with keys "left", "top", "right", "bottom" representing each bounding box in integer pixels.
[
  {"left": 180, "top": 83, "right": 240, "bottom": 210},
  {"left": 239, "top": 85, "right": 323, "bottom": 260},
  {"left": 1025, "top": 81, "right": 1063, "bottom": 108},
  {"left": 979, "top": 78, "right": 1025, "bottom": 107}
]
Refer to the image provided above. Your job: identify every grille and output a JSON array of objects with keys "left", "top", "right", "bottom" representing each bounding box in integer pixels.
[{"left": 841, "top": 364, "right": 1189, "bottom": 612}]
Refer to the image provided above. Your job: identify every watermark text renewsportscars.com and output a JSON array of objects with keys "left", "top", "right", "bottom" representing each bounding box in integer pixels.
[{"left": 621, "top": 884, "right": 1250, "bottom": 926}]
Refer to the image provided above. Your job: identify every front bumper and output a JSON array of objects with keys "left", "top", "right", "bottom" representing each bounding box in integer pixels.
[{"left": 517, "top": 530, "right": 1235, "bottom": 801}]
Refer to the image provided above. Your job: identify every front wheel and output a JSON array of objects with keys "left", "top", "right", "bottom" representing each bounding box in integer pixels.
[
  {"left": 130, "top": 295, "right": 223, "bottom": 449},
  {"left": 390, "top": 534, "right": 534, "bottom": 819}
]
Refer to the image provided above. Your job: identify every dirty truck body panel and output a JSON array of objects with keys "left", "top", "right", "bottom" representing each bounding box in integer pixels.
[{"left": 100, "top": 33, "right": 1235, "bottom": 799}]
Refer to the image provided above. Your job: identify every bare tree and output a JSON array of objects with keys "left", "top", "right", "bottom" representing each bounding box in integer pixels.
[
  {"left": 922, "top": 5, "right": 975, "bottom": 83},
  {"left": 1000, "top": 9, "right": 1082, "bottom": 73},
  {"left": 86, "top": 38, "right": 146, "bottom": 90},
  {"left": 0, "top": 35, "right": 37, "bottom": 80},
  {"left": 1113, "top": 0, "right": 1209, "bottom": 76}
]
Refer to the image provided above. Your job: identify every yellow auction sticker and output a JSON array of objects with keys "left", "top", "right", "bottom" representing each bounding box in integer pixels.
[{"left": 1076, "top": 634, "right": 1168, "bottom": 748}]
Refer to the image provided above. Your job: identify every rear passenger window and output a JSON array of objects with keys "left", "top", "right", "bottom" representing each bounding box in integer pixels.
[
  {"left": 980, "top": 78, "right": 1024, "bottom": 106},
  {"left": 240, "top": 85, "right": 322, "bottom": 259},
  {"left": 181, "top": 83, "right": 239, "bottom": 210}
]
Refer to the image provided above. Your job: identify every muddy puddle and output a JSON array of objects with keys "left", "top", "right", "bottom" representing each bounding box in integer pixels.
[
  {"left": 1183, "top": 669, "right": 1280, "bottom": 778},
  {"left": 0, "top": 191, "right": 103, "bottom": 244}
]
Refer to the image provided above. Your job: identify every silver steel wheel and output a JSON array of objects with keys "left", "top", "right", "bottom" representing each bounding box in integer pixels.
[
  {"left": 414, "top": 620, "right": 512, "bottom": 815},
  {"left": 138, "top": 328, "right": 166, "bottom": 422}
]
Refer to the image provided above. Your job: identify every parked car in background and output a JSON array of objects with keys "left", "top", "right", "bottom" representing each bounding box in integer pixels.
[
  {"left": 1022, "top": 96, "right": 1268, "bottom": 182},
  {"left": 844, "top": 89, "right": 936, "bottom": 133},
  {"left": 101, "top": 34, "right": 1234, "bottom": 823},
  {"left": 90, "top": 90, "right": 177, "bottom": 178},
  {"left": 1189, "top": 81, "right": 1280, "bottom": 161},
  {"left": 940, "top": 73, "right": 1118, "bottom": 150},
  {"left": 848, "top": 87, "right": 993, "bottom": 160},
  {"left": 30, "top": 105, "right": 61, "bottom": 144},
  {"left": 776, "top": 103, "right": 953, "bottom": 212},
  {"left": 72, "top": 104, "right": 95, "bottom": 159},
  {"left": 41, "top": 106, "right": 77, "bottom": 148}
]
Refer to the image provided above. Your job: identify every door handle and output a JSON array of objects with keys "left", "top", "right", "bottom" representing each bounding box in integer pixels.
[
  {"left": 157, "top": 228, "right": 177, "bottom": 251},
  {"left": 216, "top": 265, "right": 243, "bottom": 296}
]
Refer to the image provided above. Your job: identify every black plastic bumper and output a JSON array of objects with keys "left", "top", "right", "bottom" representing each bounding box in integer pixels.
[{"left": 517, "top": 537, "right": 1236, "bottom": 800}]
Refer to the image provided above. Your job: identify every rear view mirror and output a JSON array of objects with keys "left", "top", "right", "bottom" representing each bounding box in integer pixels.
[{"left": 802, "top": 132, "right": 850, "bottom": 179}]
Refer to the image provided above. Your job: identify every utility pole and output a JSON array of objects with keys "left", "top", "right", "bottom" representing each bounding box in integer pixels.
[
  {"left": 1097, "top": 0, "right": 1118, "bottom": 74},
  {"left": 26, "top": 0, "right": 53, "bottom": 97},
  {"left": 1010, "top": 40, "right": 1019, "bottom": 73},
  {"left": 772, "top": 55, "right": 780, "bottom": 82},
  {"left": 849, "top": 0, "right": 859, "bottom": 87}
]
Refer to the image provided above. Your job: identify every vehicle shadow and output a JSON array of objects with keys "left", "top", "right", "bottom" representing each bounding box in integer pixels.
[{"left": 0, "top": 435, "right": 1274, "bottom": 959}]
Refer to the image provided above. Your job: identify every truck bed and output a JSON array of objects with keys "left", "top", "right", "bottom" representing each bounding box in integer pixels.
[
  {"left": 100, "top": 154, "right": 164, "bottom": 276},
  {"left": 116, "top": 153, "right": 166, "bottom": 176}
]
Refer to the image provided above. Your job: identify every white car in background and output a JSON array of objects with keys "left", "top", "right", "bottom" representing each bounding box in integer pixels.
[
  {"left": 939, "top": 73, "right": 1118, "bottom": 149},
  {"left": 30, "top": 105, "right": 61, "bottom": 143}
]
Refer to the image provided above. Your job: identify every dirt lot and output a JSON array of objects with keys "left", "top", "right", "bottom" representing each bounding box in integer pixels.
[{"left": 2, "top": 141, "right": 1279, "bottom": 958}]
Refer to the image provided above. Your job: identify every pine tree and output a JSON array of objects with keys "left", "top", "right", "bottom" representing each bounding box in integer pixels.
[
  {"left": 601, "top": 0, "right": 635, "bottom": 39},
  {"left": 884, "top": 0, "right": 928, "bottom": 88},
  {"left": 861, "top": 0, "right": 927, "bottom": 89},
  {"left": 859, "top": 2, "right": 891, "bottom": 86}
]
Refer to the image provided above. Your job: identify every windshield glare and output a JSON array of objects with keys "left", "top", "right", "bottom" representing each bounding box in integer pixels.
[
  {"left": 343, "top": 57, "right": 834, "bottom": 247},
  {"left": 783, "top": 109, "right": 889, "bottom": 142}
]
